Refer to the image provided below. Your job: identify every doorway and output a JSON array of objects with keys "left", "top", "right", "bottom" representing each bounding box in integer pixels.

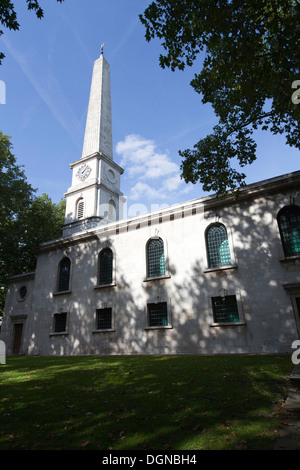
[
  {"left": 296, "top": 297, "right": 300, "bottom": 319},
  {"left": 283, "top": 284, "right": 300, "bottom": 339},
  {"left": 291, "top": 295, "right": 300, "bottom": 339},
  {"left": 12, "top": 323, "right": 23, "bottom": 354}
]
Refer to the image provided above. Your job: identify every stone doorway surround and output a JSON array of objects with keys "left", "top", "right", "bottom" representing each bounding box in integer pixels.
[{"left": 283, "top": 283, "right": 300, "bottom": 339}]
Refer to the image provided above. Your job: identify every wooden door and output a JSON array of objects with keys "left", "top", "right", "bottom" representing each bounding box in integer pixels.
[
  {"left": 296, "top": 298, "right": 300, "bottom": 319},
  {"left": 12, "top": 323, "right": 23, "bottom": 354}
]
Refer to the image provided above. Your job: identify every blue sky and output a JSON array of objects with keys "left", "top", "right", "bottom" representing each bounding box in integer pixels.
[{"left": 0, "top": 0, "right": 299, "bottom": 217}]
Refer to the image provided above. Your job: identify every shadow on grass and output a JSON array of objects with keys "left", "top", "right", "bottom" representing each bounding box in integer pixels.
[{"left": 0, "top": 354, "right": 292, "bottom": 450}]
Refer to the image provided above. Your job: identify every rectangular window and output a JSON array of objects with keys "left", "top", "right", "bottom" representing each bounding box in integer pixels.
[
  {"left": 147, "top": 302, "right": 168, "bottom": 327},
  {"left": 53, "top": 312, "right": 67, "bottom": 333},
  {"left": 96, "top": 308, "right": 112, "bottom": 330},
  {"left": 211, "top": 295, "right": 240, "bottom": 323}
]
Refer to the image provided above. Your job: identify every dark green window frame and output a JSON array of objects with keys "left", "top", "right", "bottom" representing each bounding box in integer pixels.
[
  {"left": 277, "top": 205, "right": 300, "bottom": 257},
  {"left": 147, "top": 302, "right": 168, "bottom": 327},
  {"left": 57, "top": 257, "right": 71, "bottom": 292},
  {"left": 147, "top": 237, "right": 166, "bottom": 278},
  {"left": 53, "top": 312, "right": 67, "bottom": 333},
  {"left": 99, "top": 248, "right": 113, "bottom": 285},
  {"left": 96, "top": 307, "right": 112, "bottom": 330},
  {"left": 206, "top": 223, "right": 232, "bottom": 268},
  {"left": 211, "top": 295, "right": 240, "bottom": 323}
]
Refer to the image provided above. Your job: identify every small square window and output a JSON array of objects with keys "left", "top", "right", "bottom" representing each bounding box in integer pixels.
[
  {"left": 147, "top": 302, "right": 168, "bottom": 327},
  {"left": 53, "top": 312, "right": 67, "bottom": 333},
  {"left": 211, "top": 295, "right": 240, "bottom": 323},
  {"left": 96, "top": 308, "right": 112, "bottom": 330}
]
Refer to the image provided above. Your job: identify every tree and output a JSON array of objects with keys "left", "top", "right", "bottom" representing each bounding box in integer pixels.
[
  {"left": 0, "top": 131, "right": 35, "bottom": 274},
  {"left": 0, "top": 0, "right": 64, "bottom": 65},
  {"left": 0, "top": 132, "right": 66, "bottom": 317},
  {"left": 21, "top": 193, "right": 66, "bottom": 271},
  {"left": 140, "top": 0, "right": 300, "bottom": 195},
  {"left": 0, "top": 131, "right": 35, "bottom": 317}
]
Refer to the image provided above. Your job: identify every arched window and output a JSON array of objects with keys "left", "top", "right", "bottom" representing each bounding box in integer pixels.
[
  {"left": 147, "top": 237, "right": 166, "bottom": 278},
  {"left": 277, "top": 205, "right": 300, "bottom": 257},
  {"left": 57, "top": 257, "right": 71, "bottom": 292},
  {"left": 108, "top": 199, "right": 116, "bottom": 221},
  {"left": 99, "top": 248, "right": 113, "bottom": 285},
  {"left": 206, "top": 223, "right": 232, "bottom": 268},
  {"left": 77, "top": 198, "right": 84, "bottom": 219}
]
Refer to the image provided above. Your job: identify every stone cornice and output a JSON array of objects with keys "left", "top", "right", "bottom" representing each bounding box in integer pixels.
[
  {"left": 7, "top": 271, "right": 36, "bottom": 282},
  {"left": 37, "top": 170, "right": 300, "bottom": 253},
  {"left": 70, "top": 152, "right": 124, "bottom": 175},
  {"left": 64, "top": 178, "right": 124, "bottom": 199},
  {"left": 203, "top": 170, "right": 300, "bottom": 211}
]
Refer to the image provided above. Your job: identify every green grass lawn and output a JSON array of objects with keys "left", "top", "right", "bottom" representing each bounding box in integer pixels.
[{"left": 0, "top": 354, "right": 292, "bottom": 450}]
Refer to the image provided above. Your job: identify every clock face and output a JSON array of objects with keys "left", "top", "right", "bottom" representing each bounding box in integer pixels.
[{"left": 76, "top": 164, "right": 91, "bottom": 181}]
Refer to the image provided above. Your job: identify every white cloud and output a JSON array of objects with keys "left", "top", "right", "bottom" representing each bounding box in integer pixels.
[
  {"left": 116, "top": 134, "right": 178, "bottom": 180},
  {"left": 163, "top": 174, "right": 182, "bottom": 192},
  {"left": 130, "top": 182, "right": 163, "bottom": 201},
  {"left": 116, "top": 134, "right": 192, "bottom": 204},
  {"left": 116, "top": 134, "right": 195, "bottom": 204}
]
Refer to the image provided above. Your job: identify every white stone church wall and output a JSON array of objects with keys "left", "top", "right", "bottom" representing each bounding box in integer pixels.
[
  {"left": 1, "top": 273, "right": 35, "bottom": 355},
  {"left": 2, "top": 184, "right": 299, "bottom": 356}
]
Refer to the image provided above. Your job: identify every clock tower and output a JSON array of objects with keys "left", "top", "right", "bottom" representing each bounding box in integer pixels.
[{"left": 63, "top": 48, "right": 125, "bottom": 237}]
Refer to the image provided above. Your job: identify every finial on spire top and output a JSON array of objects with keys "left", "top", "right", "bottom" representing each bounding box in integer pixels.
[{"left": 101, "top": 43, "right": 104, "bottom": 55}]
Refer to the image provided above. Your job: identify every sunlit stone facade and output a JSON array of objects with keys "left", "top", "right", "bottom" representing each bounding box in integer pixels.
[{"left": 1, "top": 52, "right": 300, "bottom": 356}]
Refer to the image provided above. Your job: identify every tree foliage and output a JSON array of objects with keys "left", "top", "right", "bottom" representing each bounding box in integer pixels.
[
  {"left": 0, "top": 0, "right": 64, "bottom": 64},
  {"left": 0, "top": 132, "right": 65, "bottom": 316},
  {"left": 140, "top": 0, "right": 300, "bottom": 195}
]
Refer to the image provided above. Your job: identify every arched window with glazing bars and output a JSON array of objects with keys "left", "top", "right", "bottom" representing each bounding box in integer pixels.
[
  {"left": 99, "top": 248, "right": 113, "bottom": 285},
  {"left": 147, "top": 237, "right": 166, "bottom": 278},
  {"left": 206, "top": 223, "right": 231, "bottom": 268},
  {"left": 277, "top": 205, "right": 300, "bottom": 257},
  {"left": 57, "top": 257, "right": 71, "bottom": 292}
]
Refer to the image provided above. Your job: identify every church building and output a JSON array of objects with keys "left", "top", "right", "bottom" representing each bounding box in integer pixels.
[{"left": 1, "top": 49, "right": 300, "bottom": 356}]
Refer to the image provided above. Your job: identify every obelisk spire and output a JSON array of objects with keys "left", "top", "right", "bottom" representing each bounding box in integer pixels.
[{"left": 81, "top": 47, "right": 113, "bottom": 160}]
